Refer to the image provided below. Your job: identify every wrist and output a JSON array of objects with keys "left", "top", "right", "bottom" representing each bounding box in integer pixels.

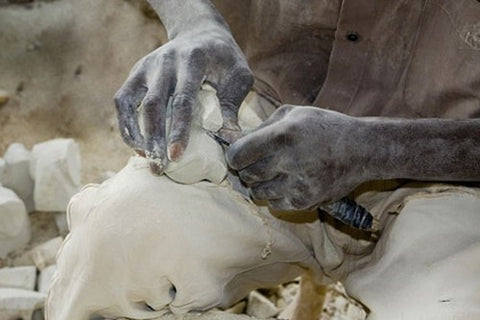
[
  {"left": 357, "top": 117, "right": 480, "bottom": 181},
  {"left": 147, "top": 0, "right": 229, "bottom": 39}
]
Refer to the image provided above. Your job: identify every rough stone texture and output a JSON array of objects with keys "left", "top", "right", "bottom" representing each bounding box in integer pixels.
[
  {"left": 54, "top": 212, "right": 68, "bottom": 236},
  {"left": 195, "top": 86, "right": 223, "bottom": 132},
  {"left": 0, "top": 157, "right": 5, "bottom": 184},
  {"left": 225, "top": 301, "right": 247, "bottom": 314},
  {"left": 0, "top": 288, "right": 46, "bottom": 320},
  {"left": 0, "top": 89, "right": 8, "bottom": 106},
  {"left": 38, "top": 264, "right": 56, "bottom": 293},
  {"left": 0, "top": 266, "right": 36, "bottom": 291},
  {"left": 0, "top": 0, "right": 166, "bottom": 183},
  {"left": 149, "top": 310, "right": 264, "bottom": 320},
  {"left": 0, "top": 186, "right": 31, "bottom": 258},
  {"left": 2, "top": 142, "right": 35, "bottom": 212},
  {"left": 246, "top": 291, "right": 279, "bottom": 318},
  {"left": 30, "top": 236, "right": 63, "bottom": 270},
  {"left": 30, "top": 138, "right": 81, "bottom": 212}
]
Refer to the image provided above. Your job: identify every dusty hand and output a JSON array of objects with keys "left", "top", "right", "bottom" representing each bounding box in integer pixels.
[
  {"left": 226, "top": 105, "right": 375, "bottom": 211},
  {"left": 114, "top": 17, "right": 253, "bottom": 171}
]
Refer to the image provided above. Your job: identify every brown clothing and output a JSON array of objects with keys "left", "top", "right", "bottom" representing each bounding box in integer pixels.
[
  {"left": 214, "top": 0, "right": 480, "bottom": 281},
  {"left": 215, "top": 0, "right": 480, "bottom": 119}
]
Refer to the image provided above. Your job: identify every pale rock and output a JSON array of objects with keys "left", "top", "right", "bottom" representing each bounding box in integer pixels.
[
  {"left": 97, "top": 170, "right": 116, "bottom": 183},
  {"left": 225, "top": 300, "right": 246, "bottom": 314},
  {"left": 30, "top": 237, "right": 63, "bottom": 270},
  {"left": 0, "top": 158, "right": 5, "bottom": 185},
  {"left": 162, "top": 88, "right": 227, "bottom": 184},
  {"left": 55, "top": 212, "right": 68, "bottom": 235},
  {"left": 0, "top": 288, "right": 46, "bottom": 320},
  {"left": 30, "top": 138, "right": 81, "bottom": 212},
  {"left": 276, "top": 283, "right": 298, "bottom": 309},
  {"left": 2, "top": 143, "right": 35, "bottom": 212},
  {"left": 0, "top": 266, "right": 36, "bottom": 291},
  {"left": 8, "top": 249, "right": 36, "bottom": 267},
  {"left": 238, "top": 91, "right": 276, "bottom": 131},
  {"left": 246, "top": 291, "right": 279, "bottom": 318},
  {"left": 195, "top": 86, "right": 223, "bottom": 132},
  {"left": 0, "top": 186, "right": 31, "bottom": 258},
  {"left": 38, "top": 264, "right": 56, "bottom": 293},
  {"left": 0, "top": 89, "right": 9, "bottom": 106},
  {"left": 165, "top": 121, "right": 227, "bottom": 184}
]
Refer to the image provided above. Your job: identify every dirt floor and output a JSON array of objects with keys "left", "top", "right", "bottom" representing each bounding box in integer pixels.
[{"left": 0, "top": 0, "right": 165, "bottom": 183}]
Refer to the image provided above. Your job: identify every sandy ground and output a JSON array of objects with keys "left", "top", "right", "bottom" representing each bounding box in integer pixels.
[{"left": 0, "top": 0, "right": 165, "bottom": 183}]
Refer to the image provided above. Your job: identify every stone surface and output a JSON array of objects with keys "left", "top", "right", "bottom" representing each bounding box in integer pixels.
[
  {"left": 30, "top": 138, "right": 81, "bottom": 212},
  {"left": 150, "top": 310, "right": 259, "bottom": 320},
  {"left": 0, "top": 266, "right": 36, "bottom": 291},
  {"left": 55, "top": 212, "right": 68, "bottom": 235},
  {"left": 97, "top": 170, "right": 116, "bottom": 183},
  {"left": 0, "top": 158, "right": 5, "bottom": 185},
  {"left": 246, "top": 291, "right": 279, "bottom": 318},
  {"left": 0, "top": 89, "right": 9, "bottom": 106},
  {"left": 2, "top": 142, "right": 35, "bottom": 212},
  {"left": 0, "top": 288, "right": 46, "bottom": 320},
  {"left": 38, "top": 264, "right": 56, "bottom": 293},
  {"left": 195, "top": 86, "right": 223, "bottom": 132},
  {"left": 0, "top": 186, "right": 31, "bottom": 258},
  {"left": 30, "top": 236, "right": 63, "bottom": 270},
  {"left": 225, "top": 301, "right": 247, "bottom": 314}
]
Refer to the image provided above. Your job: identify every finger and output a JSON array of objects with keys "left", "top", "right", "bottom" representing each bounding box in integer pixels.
[
  {"left": 226, "top": 121, "right": 293, "bottom": 170},
  {"left": 216, "top": 66, "right": 254, "bottom": 130},
  {"left": 114, "top": 73, "right": 147, "bottom": 152},
  {"left": 237, "top": 156, "right": 277, "bottom": 185},
  {"left": 249, "top": 174, "right": 286, "bottom": 201},
  {"left": 167, "top": 56, "right": 206, "bottom": 161},
  {"left": 142, "top": 67, "right": 177, "bottom": 175},
  {"left": 255, "top": 104, "right": 295, "bottom": 130}
]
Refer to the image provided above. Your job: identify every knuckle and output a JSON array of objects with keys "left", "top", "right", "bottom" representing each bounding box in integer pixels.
[
  {"left": 142, "top": 95, "right": 160, "bottom": 111},
  {"left": 173, "top": 93, "right": 195, "bottom": 109},
  {"left": 187, "top": 47, "right": 207, "bottom": 63}
]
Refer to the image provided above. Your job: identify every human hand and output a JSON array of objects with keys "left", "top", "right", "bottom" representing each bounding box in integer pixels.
[
  {"left": 226, "top": 105, "right": 375, "bottom": 211},
  {"left": 114, "top": 15, "right": 253, "bottom": 172}
]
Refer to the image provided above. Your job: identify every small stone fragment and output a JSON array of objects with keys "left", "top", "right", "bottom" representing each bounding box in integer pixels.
[
  {"left": 196, "top": 86, "right": 223, "bottom": 132},
  {"left": 30, "top": 237, "right": 63, "bottom": 270},
  {"left": 2, "top": 143, "right": 35, "bottom": 212},
  {"left": 0, "top": 186, "right": 31, "bottom": 259},
  {"left": 225, "top": 300, "right": 246, "bottom": 314},
  {"left": 0, "top": 89, "right": 9, "bottom": 106},
  {"left": 38, "top": 264, "right": 56, "bottom": 293},
  {"left": 0, "top": 266, "right": 36, "bottom": 291},
  {"left": 0, "top": 288, "right": 46, "bottom": 320},
  {"left": 246, "top": 290, "right": 279, "bottom": 318},
  {"left": 276, "top": 283, "right": 298, "bottom": 309},
  {"left": 55, "top": 212, "right": 68, "bottom": 235},
  {"left": 30, "top": 138, "right": 81, "bottom": 212},
  {"left": 0, "top": 158, "right": 6, "bottom": 185},
  {"left": 165, "top": 122, "right": 227, "bottom": 184}
]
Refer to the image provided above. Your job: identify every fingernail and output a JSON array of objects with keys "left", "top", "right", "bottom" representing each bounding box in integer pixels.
[
  {"left": 168, "top": 142, "right": 184, "bottom": 161},
  {"left": 149, "top": 159, "right": 164, "bottom": 176},
  {"left": 135, "top": 149, "right": 146, "bottom": 157}
]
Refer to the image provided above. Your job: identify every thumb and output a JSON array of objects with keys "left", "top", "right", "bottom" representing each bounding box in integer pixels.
[{"left": 216, "top": 68, "right": 254, "bottom": 130}]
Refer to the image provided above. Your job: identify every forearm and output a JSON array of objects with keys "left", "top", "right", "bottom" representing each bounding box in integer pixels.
[
  {"left": 146, "top": 0, "right": 228, "bottom": 39},
  {"left": 361, "top": 118, "right": 480, "bottom": 181}
]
